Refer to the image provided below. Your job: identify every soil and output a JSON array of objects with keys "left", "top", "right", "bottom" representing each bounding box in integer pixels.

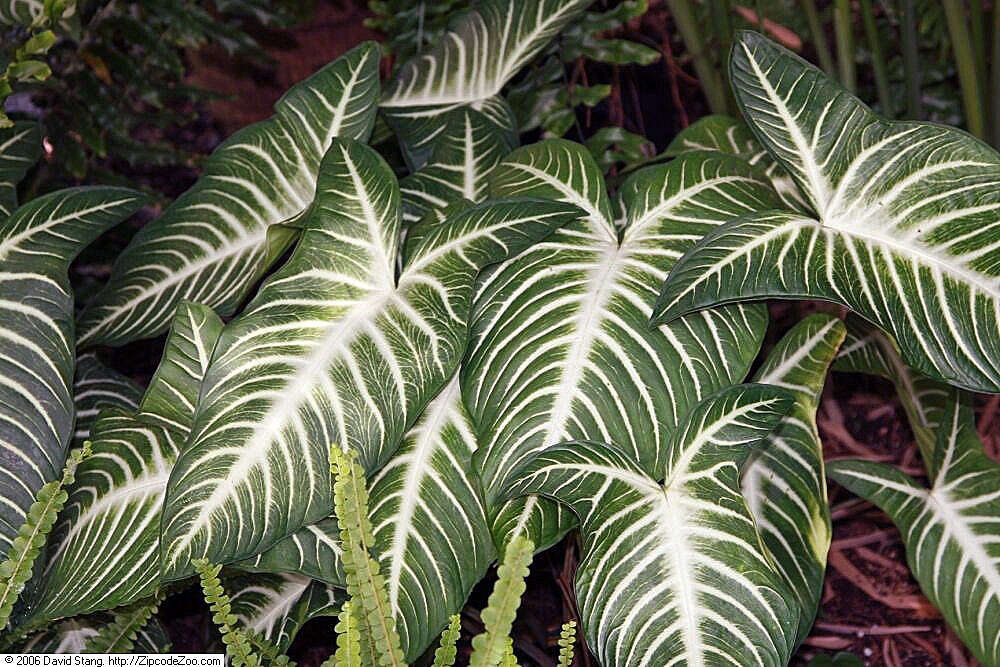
[{"left": 99, "top": 2, "right": 995, "bottom": 665}]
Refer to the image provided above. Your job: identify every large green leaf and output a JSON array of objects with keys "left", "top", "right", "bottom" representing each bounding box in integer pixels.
[
  {"left": 76, "top": 42, "right": 381, "bottom": 347},
  {"left": 833, "top": 318, "right": 948, "bottom": 466},
  {"left": 159, "top": 137, "right": 582, "bottom": 581},
  {"left": 664, "top": 114, "right": 808, "bottom": 213},
  {"left": 654, "top": 31, "right": 1000, "bottom": 393},
  {"left": 399, "top": 107, "right": 516, "bottom": 225},
  {"left": 0, "top": 187, "right": 147, "bottom": 561},
  {"left": 226, "top": 572, "right": 341, "bottom": 653},
  {"left": 26, "top": 302, "right": 223, "bottom": 622},
  {"left": 503, "top": 384, "right": 800, "bottom": 666},
  {"left": 745, "top": 313, "right": 844, "bottom": 644},
  {"left": 828, "top": 395, "right": 1000, "bottom": 666},
  {"left": 0, "top": 122, "right": 41, "bottom": 220},
  {"left": 72, "top": 352, "right": 142, "bottom": 447},
  {"left": 243, "top": 373, "right": 496, "bottom": 661},
  {"left": 380, "top": 0, "right": 591, "bottom": 168},
  {"left": 462, "top": 139, "right": 774, "bottom": 549}
]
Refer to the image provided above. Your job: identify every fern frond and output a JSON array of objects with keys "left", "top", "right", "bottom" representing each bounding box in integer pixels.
[
  {"left": 431, "top": 614, "right": 461, "bottom": 667},
  {"left": 557, "top": 621, "right": 577, "bottom": 667},
  {"left": 0, "top": 443, "right": 91, "bottom": 632},
  {"left": 330, "top": 445, "right": 404, "bottom": 667},
  {"left": 193, "top": 559, "right": 261, "bottom": 667},
  {"left": 85, "top": 594, "right": 163, "bottom": 653},
  {"left": 319, "top": 601, "right": 362, "bottom": 667},
  {"left": 468, "top": 536, "right": 534, "bottom": 667}
]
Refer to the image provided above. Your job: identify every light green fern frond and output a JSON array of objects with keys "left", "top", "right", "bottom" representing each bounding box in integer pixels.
[
  {"left": 193, "top": 559, "right": 261, "bottom": 667},
  {"left": 330, "top": 445, "right": 404, "bottom": 667},
  {"left": 84, "top": 594, "right": 163, "bottom": 653},
  {"left": 0, "top": 443, "right": 91, "bottom": 632},
  {"left": 320, "top": 601, "right": 362, "bottom": 667},
  {"left": 468, "top": 537, "right": 534, "bottom": 667},
  {"left": 431, "top": 614, "right": 461, "bottom": 667},
  {"left": 557, "top": 621, "right": 577, "bottom": 667}
]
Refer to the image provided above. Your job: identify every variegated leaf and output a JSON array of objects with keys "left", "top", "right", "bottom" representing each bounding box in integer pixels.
[
  {"left": 399, "top": 107, "right": 516, "bottom": 225},
  {"left": 0, "top": 122, "right": 41, "bottom": 220},
  {"left": 665, "top": 114, "right": 808, "bottom": 212},
  {"left": 462, "top": 139, "right": 774, "bottom": 549},
  {"left": 76, "top": 42, "right": 380, "bottom": 347},
  {"left": 159, "top": 138, "right": 581, "bottom": 580},
  {"left": 833, "top": 318, "right": 948, "bottom": 467},
  {"left": 654, "top": 31, "right": 1000, "bottom": 393},
  {"left": 242, "top": 374, "right": 495, "bottom": 661},
  {"left": 17, "top": 616, "right": 171, "bottom": 653},
  {"left": 744, "top": 313, "right": 844, "bottom": 643},
  {"left": 503, "top": 384, "right": 800, "bottom": 666},
  {"left": 0, "top": 187, "right": 146, "bottom": 561},
  {"left": 26, "top": 302, "right": 223, "bottom": 621},
  {"left": 380, "top": 0, "right": 591, "bottom": 168},
  {"left": 227, "top": 572, "right": 342, "bottom": 653},
  {"left": 72, "top": 352, "right": 142, "bottom": 447},
  {"left": 828, "top": 395, "right": 1000, "bottom": 666}
]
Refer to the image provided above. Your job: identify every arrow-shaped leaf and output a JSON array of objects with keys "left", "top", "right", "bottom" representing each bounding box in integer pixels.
[
  {"left": 654, "top": 31, "right": 1000, "bottom": 393},
  {"left": 503, "top": 384, "right": 800, "bottom": 666},
  {"left": 26, "top": 302, "right": 223, "bottom": 622},
  {"left": 0, "top": 186, "right": 147, "bottom": 561},
  {"left": 159, "top": 137, "right": 581, "bottom": 580},
  {"left": 462, "top": 139, "right": 775, "bottom": 548},
  {"left": 77, "top": 42, "right": 381, "bottom": 347},
  {"left": 380, "top": 0, "right": 591, "bottom": 169},
  {"left": 399, "top": 107, "right": 516, "bottom": 225}
]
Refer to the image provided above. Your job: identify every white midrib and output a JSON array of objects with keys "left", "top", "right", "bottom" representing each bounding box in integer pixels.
[
  {"left": 384, "top": 376, "right": 461, "bottom": 610},
  {"left": 78, "top": 230, "right": 270, "bottom": 343},
  {"left": 542, "top": 241, "right": 621, "bottom": 448},
  {"left": 755, "top": 317, "right": 840, "bottom": 386},
  {"left": 657, "top": 489, "right": 703, "bottom": 666},
  {"left": 740, "top": 42, "right": 831, "bottom": 210},
  {"left": 173, "top": 289, "right": 394, "bottom": 556},
  {"left": 0, "top": 197, "right": 139, "bottom": 261},
  {"left": 926, "top": 486, "right": 1000, "bottom": 599}
]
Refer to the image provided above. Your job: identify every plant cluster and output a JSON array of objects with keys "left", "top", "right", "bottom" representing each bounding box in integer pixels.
[{"left": 0, "top": 0, "right": 999, "bottom": 665}]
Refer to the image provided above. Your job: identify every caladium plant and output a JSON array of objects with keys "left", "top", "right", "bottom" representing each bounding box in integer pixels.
[
  {"left": 655, "top": 30, "right": 1000, "bottom": 394},
  {"left": 499, "top": 313, "right": 843, "bottom": 665},
  {"left": 76, "top": 42, "right": 381, "bottom": 347},
  {"left": 26, "top": 301, "right": 223, "bottom": 623},
  {"left": 462, "top": 138, "right": 777, "bottom": 549},
  {"left": 158, "top": 137, "right": 582, "bottom": 582},
  {"left": 379, "top": 0, "right": 591, "bottom": 170}
]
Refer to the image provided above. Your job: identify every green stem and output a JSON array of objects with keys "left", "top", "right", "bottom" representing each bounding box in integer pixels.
[
  {"left": 970, "top": 0, "right": 987, "bottom": 99},
  {"left": 859, "top": 0, "right": 891, "bottom": 114},
  {"left": 833, "top": 0, "right": 855, "bottom": 93},
  {"left": 707, "top": 0, "right": 735, "bottom": 111},
  {"left": 803, "top": 0, "right": 835, "bottom": 75},
  {"left": 942, "top": 0, "right": 987, "bottom": 139},
  {"left": 901, "top": 0, "right": 921, "bottom": 119},
  {"left": 664, "top": 0, "right": 729, "bottom": 114},
  {"left": 993, "top": 0, "right": 1000, "bottom": 144}
]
